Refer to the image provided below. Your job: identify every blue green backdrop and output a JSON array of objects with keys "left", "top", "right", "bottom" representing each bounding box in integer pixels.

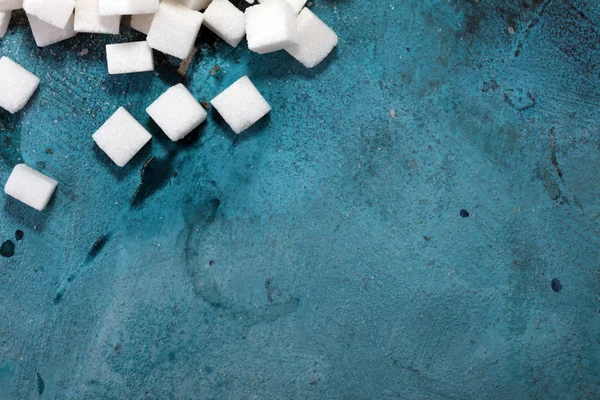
[{"left": 1, "top": 0, "right": 599, "bottom": 398}]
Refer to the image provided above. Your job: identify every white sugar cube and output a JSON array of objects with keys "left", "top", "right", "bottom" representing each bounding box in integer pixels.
[
  {"left": 258, "top": 0, "right": 305, "bottom": 14},
  {"left": 23, "top": 0, "right": 75, "bottom": 29},
  {"left": 28, "top": 13, "right": 76, "bottom": 47},
  {"left": 93, "top": 107, "right": 152, "bottom": 167},
  {"left": 285, "top": 8, "right": 337, "bottom": 68},
  {"left": 0, "top": 0, "right": 22, "bottom": 11},
  {"left": 74, "top": 0, "right": 120, "bottom": 34},
  {"left": 177, "top": 0, "right": 211, "bottom": 10},
  {"left": 4, "top": 164, "right": 58, "bottom": 211},
  {"left": 98, "top": 0, "right": 158, "bottom": 16},
  {"left": 0, "top": 11, "right": 10, "bottom": 38},
  {"left": 211, "top": 76, "right": 270, "bottom": 134},
  {"left": 0, "top": 57, "right": 40, "bottom": 114},
  {"left": 130, "top": 13, "right": 153, "bottom": 35},
  {"left": 106, "top": 41, "right": 153, "bottom": 74},
  {"left": 203, "top": 0, "right": 245, "bottom": 48},
  {"left": 147, "top": 0, "right": 203, "bottom": 59},
  {"left": 245, "top": 0, "right": 297, "bottom": 54},
  {"left": 146, "top": 83, "right": 207, "bottom": 141}
]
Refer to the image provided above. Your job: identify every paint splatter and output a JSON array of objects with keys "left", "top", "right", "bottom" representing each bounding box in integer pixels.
[{"left": 1, "top": 240, "right": 15, "bottom": 258}]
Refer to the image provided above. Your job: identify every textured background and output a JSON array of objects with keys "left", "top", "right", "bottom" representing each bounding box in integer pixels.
[{"left": 1, "top": 0, "right": 600, "bottom": 398}]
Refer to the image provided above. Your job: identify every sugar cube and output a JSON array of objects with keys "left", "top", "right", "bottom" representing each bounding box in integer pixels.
[
  {"left": 203, "top": 0, "right": 245, "bottom": 48},
  {"left": 285, "top": 8, "right": 337, "bottom": 68},
  {"left": 106, "top": 41, "right": 153, "bottom": 75},
  {"left": 0, "top": 57, "right": 40, "bottom": 114},
  {"left": 211, "top": 76, "right": 270, "bottom": 134},
  {"left": 93, "top": 107, "right": 152, "bottom": 167},
  {"left": 98, "top": 0, "right": 158, "bottom": 16},
  {"left": 147, "top": 0, "right": 203, "bottom": 59},
  {"left": 23, "top": 0, "right": 75, "bottom": 29},
  {"left": 28, "top": 13, "right": 76, "bottom": 47},
  {"left": 258, "top": 0, "right": 305, "bottom": 14},
  {"left": 0, "top": 10, "right": 10, "bottom": 38},
  {"left": 245, "top": 0, "right": 297, "bottom": 54},
  {"left": 0, "top": 0, "right": 22, "bottom": 11},
  {"left": 74, "top": 0, "right": 120, "bottom": 34},
  {"left": 177, "top": 0, "right": 211, "bottom": 10},
  {"left": 4, "top": 164, "right": 58, "bottom": 211},
  {"left": 146, "top": 83, "right": 207, "bottom": 141},
  {"left": 130, "top": 13, "right": 153, "bottom": 35}
]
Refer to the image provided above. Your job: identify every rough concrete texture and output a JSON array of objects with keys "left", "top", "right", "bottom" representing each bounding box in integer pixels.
[{"left": 1, "top": 0, "right": 600, "bottom": 398}]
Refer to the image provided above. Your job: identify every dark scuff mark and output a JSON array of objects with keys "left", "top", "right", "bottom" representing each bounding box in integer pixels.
[
  {"left": 1, "top": 240, "right": 15, "bottom": 258},
  {"left": 88, "top": 233, "right": 111, "bottom": 260},
  {"left": 265, "top": 278, "right": 274, "bottom": 302},
  {"left": 550, "top": 148, "right": 563, "bottom": 179},
  {"left": 551, "top": 278, "right": 563, "bottom": 292},
  {"left": 53, "top": 289, "right": 64, "bottom": 304},
  {"left": 573, "top": 195, "right": 584, "bottom": 210},
  {"left": 548, "top": 127, "right": 564, "bottom": 181},
  {"left": 131, "top": 155, "right": 175, "bottom": 208},
  {"left": 36, "top": 372, "right": 45, "bottom": 395},
  {"left": 504, "top": 88, "right": 536, "bottom": 111},
  {"left": 537, "top": 167, "right": 561, "bottom": 201}
]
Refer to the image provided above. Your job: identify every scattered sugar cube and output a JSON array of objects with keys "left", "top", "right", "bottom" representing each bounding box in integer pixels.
[
  {"left": 258, "top": 0, "right": 306, "bottom": 14},
  {"left": 0, "top": 0, "right": 22, "bottom": 11},
  {"left": 285, "top": 8, "right": 337, "bottom": 68},
  {"left": 106, "top": 41, "right": 154, "bottom": 74},
  {"left": 203, "top": 0, "right": 245, "bottom": 48},
  {"left": 146, "top": 83, "right": 207, "bottom": 141},
  {"left": 130, "top": 13, "right": 153, "bottom": 35},
  {"left": 0, "top": 56, "right": 40, "bottom": 114},
  {"left": 74, "top": 0, "right": 120, "bottom": 34},
  {"left": 23, "top": 0, "right": 75, "bottom": 29},
  {"left": 147, "top": 0, "right": 203, "bottom": 59},
  {"left": 28, "top": 13, "right": 76, "bottom": 47},
  {"left": 211, "top": 76, "right": 270, "bottom": 134},
  {"left": 0, "top": 10, "right": 10, "bottom": 38},
  {"left": 98, "top": 0, "right": 158, "bottom": 16},
  {"left": 245, "top": 0, "right": 298, "bottom": 54},
  {"left": 4, "top": 164, "right": 58, "bottom": 211},
  {"left": 93, "top": 107, "right": 152, "bottom": 167},
  {"left": 177, "top": 0, "right": 211, "bottom": 10}
]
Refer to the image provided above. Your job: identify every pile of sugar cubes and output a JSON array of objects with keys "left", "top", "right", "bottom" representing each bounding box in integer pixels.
[{"left": 0, "top": 0, "right": 338, "bottom": 211}]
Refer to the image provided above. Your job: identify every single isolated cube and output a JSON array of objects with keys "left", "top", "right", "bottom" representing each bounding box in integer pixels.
[
  {"left": 0, "top": 10, "right": 10, "bottom": 38},
  {"left": 93, "top": 107, "right": 152, "bottom": 167},
  {"left": 106, "top": 41, "right": 154, "bottom": 74},
  {"left": 74, "top": 0, "right": 120, "bottom": 34},
  {"left": 0, "top": 56, "right": 40, "bottom": 114},
  {"left": 4, "top": 164, "right": 58, "bottom": 211},
  {"left": 258, "top": 0, "right": 306, "bottom": 14},
  {"left": 203, "top": 0, "right": 245, "bottom": 48},
  {"left": 98, "top": 0, "right": 158, "bottom": 16},
  {"left": 23, "top": 0, "right": 75, "bottom": 29},
  {"left": 147, "top": 0, "right": 203, "bottom": 59},
  {"left": 211, "top": 76, "right": 270, "bottom": 134},
  {"left": 245, "top": 0, "right": 297, "bottom": 54},
  {"left": 130, "top": 13, "right": 153, "bottom": 35},
  {"left": 177, "top": 0, "right": 211, "bottom": 10},
  {"left": 146, "top": 83, "right": 207, "bottom": 141},
  {"left": 28, "top": 13, "right": 76, "bottom": 47},
  {"left": 0, "top": 0, "right": 23, "bottom": 11},
  {"left": 285, "top": 8, "right": 337, "bottom": 68}
]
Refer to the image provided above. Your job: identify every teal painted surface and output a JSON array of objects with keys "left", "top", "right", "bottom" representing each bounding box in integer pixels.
[{"left": 1, "top": 1, "right": 600, "bottom": 398}]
